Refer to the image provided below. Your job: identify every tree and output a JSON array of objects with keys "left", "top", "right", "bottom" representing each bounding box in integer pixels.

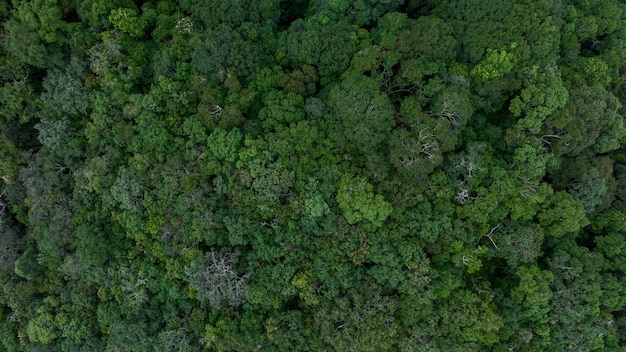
[
  {"left": 546, "top": 156, "right": 617, "bottom": 219},
  {"left": 470, "top": 43, "right": 518, "bottom": 81},
  {"left": 538, "top": 191, "right": 589, "bottom": 241},
  {"left": 185, "top": 249, "right": 249, "bottom": 309},
  {"left": 108, "top": 7, "right": 146, "bottom": 38},
  {"left": 560, "top": 0, "right": 623, "bottom": 43},
  {"left": 308, "top": 0, "right": 404, "bottom": 27},
  {"left": 190, "top": 26, "right": 234, "bottom": 78},
  {"left": 206, "top": 127, "right": 243, "bottom": 163},
  {"left": 389, "top": 95, "right": 459, "bottom": 180},
  {"left": 14, "top": 245, "right": 43, "bottom": 281},
  {"left": 257, "top": 89, "right": 305, "bottom": 132},
  {"left": 488, "top": 221, "right": 544, "bottom": 268},
  {"left": 264, "top": 310, "right": 325, "bottom": 351},
  {"left": 183, "top": 0, "right": 280, "bottom": 29},
  {"left": 0, "top": 212, "right": 22, "bottom": 271},
  {"left": 279, "top": 18, "right": 358, "bottom": 76},
  {"left": 336, "top": 174, "right": 392, "bottom": 230},
  {"left": 396, "top": 15, "right": 457, "bottom": 64},
  {"left": 326, "top": 74, "right": 394, "bottom": 157},
  {"left": 271, "top": 65, "right": 318, "bottom": 96},
  {"left": 2, "top": 1, "right": 626, "bottom": 349},
  {"left": 0, "top": 135, "right": 23, "bottom": 186},
  {"left": 190, "top": 24, "right": 271, "bottom": 81},
  {"left": 543, "top": 84, "right": 625, "bottom": 157},
  {"left": 508, "top": 65, "right": 569, "bottom": 134},
  {"left": 100, "top": 315, "right": 155, "bottom": 352},
  {"left": 78, "top": 0, "right": 137, "bottom": 31},
  {"left": 0, "top": 76, "right": 40, "bottom": 125},
  {"left": 433, "top": 289, "right": 504, "bottom": 348},
  {"left": 510, "top": 144, "right": 550, "bottom": 179},
  {"left": 431, "top": 87, "right": 473, "bottom": 128},
  {"left": 156, "top": 327, "right": 199, "bottom": 352},
  {"left": 568, "top": 168, "right": 607, "bottom": 214},
  {"left": 87, "top": 33, "right": 125, "bottom": 77},
  {"left": 107, "top": 166, "right": 143, "bottom": 212},
  {"left": 16, "top": 153, "right": 75, "bottom": 266},
  {"left": 510, "top": 264, "right": 554, "bottom": 339},
  {"left": 315, "top": 288, "right": 400, "bottom": 351},
  {"left": 247, "top": 156, "right": 295, "bottom": 214},
  {"left": 2, "top": 0, "right": 72, "bottom": 68},
  {"left": 432, "top": 0, "right": 513, "bottom": 24},
  {"left": 546, "top": 239, "right": 614, "bottom": 351},
  {"left": 388, "top": 123, "right": 446, "bottom": 179},
  {"left": 34, "top": 118, "right": 72, "bottom": 151}
]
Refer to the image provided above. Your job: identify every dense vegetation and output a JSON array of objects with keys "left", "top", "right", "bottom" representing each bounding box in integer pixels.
[{"left": 1, "top": 0, "right": 626, "bottom": 350}]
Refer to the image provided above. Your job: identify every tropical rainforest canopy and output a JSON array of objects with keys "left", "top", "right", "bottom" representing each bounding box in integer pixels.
[{"left": 1, "top": 0, "right": 626, "bottom": 350}]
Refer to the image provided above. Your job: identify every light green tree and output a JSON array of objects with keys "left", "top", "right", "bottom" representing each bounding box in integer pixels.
[
  {"left": 471, "top": 43, "right": 518, "bottom": 80},
  {"left": 109, "top": 8, "right": 146, "bottom": 38},
  {"left": 336, "top": 174, "right": 392, "bottom": 229}
]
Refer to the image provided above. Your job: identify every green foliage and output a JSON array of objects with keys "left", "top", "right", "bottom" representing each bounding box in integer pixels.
[
  {"left": 432, "top": 87, "right": 473, "bottom": 128},
  {"left": 34, "top": 118, "right": 72, "bottom": 151},
  {"left": 511, "top": 265, "right": 554, "bottom": 337},
  {"left": 40, "top": 57, "right": 89, "bottom": 117},
  {"left": 189, "top": 26, "right": 233, "bottom": 77},
  {"left": 315, "top": 289, "right": 399, "bottom": 351},
  {"left": 0, "top": 77, "right": 39, "bottom": 124},
  {"left": 538, "top": 191, "right": 589, "bottom": 240},
  {"left": 546, "top": 239, "right": 615, "bottom": 350},
  {"left": 109, "top": 8, "right": 146, "bottom": 38},
  {"left": 2, "top": 0, "right": 71, "bottom": 68},
  {"left": 471, "top": 43, "right": 518, "bottom": 80},
  {"left": 435, "top": 0, "right": 513, "bottom": 23},
  {"left": 397, "top": 16, "right": 457, "bottom": 64},
  {"left": 280, "top": 18, "right": 357, "bottom": 76},
  {"left": 309, "top": 0, "right": 404, "bottom": 26},
  {"left": 509, "top": 66, "right": 569, "bottom": 133},
  {"left": 206, "top": 127, "right": 242, "bottom": 163},
  {"left": 184, "top": 0, "right": 280, "bottom": 29},
  {"left": 272, "top": 65, "right": 318, "bottom": 96},
  {"left": 336, "top": 174, "right": 392, "bottom": 229},
  {"left": 0, "top": 214, "right": 22, "bottom": 271},
  {"left": 490, "top": 222, "right": 544, "bottom": 268},
  {"left": 0, "top": 135, "right": 23, "bottom": 184},
  {"left": 326, "top": 74, "right": 394, "bottom": 156},
  {"left": 579, "top": 56, "right": 612, "bottom": 86},
  {"left": 14, "top": 246, "right": 43, "bottom": 280},
  {"left": 241, "top": 154, "right": 296, "bottom": 213},
  {"left": 258, "top": 89, "right": 305, "bottom": 131},
  {"left": 511, "top": 144, "right": 550, "bottom": 179},
  {"left": 389, "top": 116, "right": 455, "bottom": 179},
  {"left": 568, "top": 168, "right": 607, "bottom": 214},
  {"left": 435, "top": 289, "right": 504, "bottom": 347},
  {"left": 1, "top": 1, "right": 626, "bottom": 349},
  {"left": 107, "top": 166, "right": 143, "bottom": 211},
  {"left": 546, "top": 85, "right": 625, "bottom": 156},
  {"left": 26, "top": 300, "right": 65, "bottom": 345},
  {"left": 81, "top": 2, "right": 138, "bottom": 30}
]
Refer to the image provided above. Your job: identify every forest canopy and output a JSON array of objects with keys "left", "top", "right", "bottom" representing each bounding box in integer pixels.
[{"left": 1, "top": 0, "right": 626, "bottom": 350}]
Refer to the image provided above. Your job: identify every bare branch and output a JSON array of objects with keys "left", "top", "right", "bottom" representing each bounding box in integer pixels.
[{"left": 479, "top": 223, "right": 501, "bottom": 250}]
